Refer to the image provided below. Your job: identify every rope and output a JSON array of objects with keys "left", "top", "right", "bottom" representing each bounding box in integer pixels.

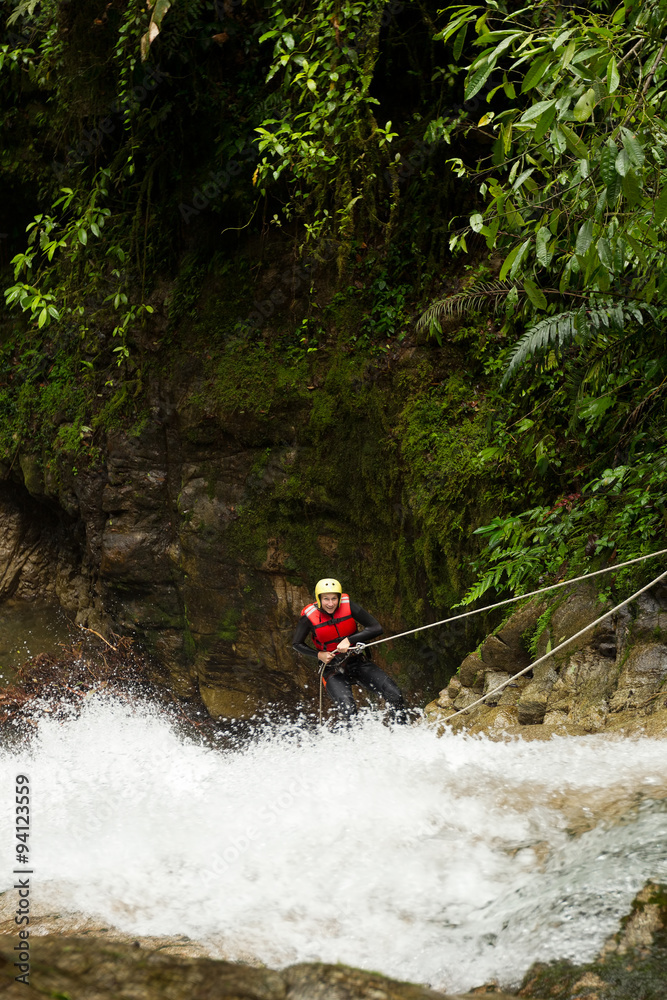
[
  {"left": 444, "top": 565, "right": 667, "bottom": 722},
  {"left": 318, "top": 648, "right": 358, "bottom": 726},
  {"left": 362, "top": 547, "right": 667, "bottom": 651}
]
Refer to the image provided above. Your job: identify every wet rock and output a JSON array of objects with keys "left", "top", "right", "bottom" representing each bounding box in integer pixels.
[
  {"left": 628, "top": 587, "right": 667, "bottom": 643},
  {"left": 608, "top": 642, "right": 667, "bottom": 713},
  {"left": 519, "top": 881, "right": 667, "bottom": 999},
  {"left": 447, "top": 676, "right": 462, "bottom": 700},
  {"left": 516, "top": 663, "right": 557, "bottom": 725},
  {"left": 459, "top": 653, "right": 484, "bottom": 690},
  {"left": 538, "top": 587, "right": 611, "bottom": 663},
  {"left": 0, "top": 936, "right": 460, "bottom": 1000},
  {"left": 0, "top": 483, "right": 88, "bottom": 608},
  {"left": 600, "top": 880, "right": 667, "bottom": 957},
  {"left": 480, "top": 634, "right": 527, "bottom": 675},
  {"left": 482, "top": 670, "right": 510, "bottom": 706},
  {"left": 453, "top": 687, "right": 481, "bottom": 711},
  {"left": 497, "top": 676, "right": 529, "bottom": 707},
  {"left": 18, "top": 453, "right": 43, "bottom": 497}
]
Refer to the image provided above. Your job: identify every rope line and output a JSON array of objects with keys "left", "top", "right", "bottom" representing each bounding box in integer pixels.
[
  {"left": 443, "top": 566, "right": 667, "bottom": 722},
  {"left": 362, "top": 547, "right": 667, "bottom": 650}
]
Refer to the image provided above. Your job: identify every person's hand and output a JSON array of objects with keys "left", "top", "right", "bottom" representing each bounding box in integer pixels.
[
  {"left": 318, "top": 650, "right": 335, "bottom": 664},
  {"left": 336, "top": 637, "right": 350, "bottom": 653}
]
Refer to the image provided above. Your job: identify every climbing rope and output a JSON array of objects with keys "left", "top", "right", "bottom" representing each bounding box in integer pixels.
[
  {"left": 318, "top": 647, "right": 362, "bottom": 726},
  {"left": 360, "top": 546, "right": 667, "bottom": 651},
  {"left": 314, "top": 546, "right": 667, "bottom": 726},
  {"left": 444, "top": 565, "right": 667, "bottom": 721}
]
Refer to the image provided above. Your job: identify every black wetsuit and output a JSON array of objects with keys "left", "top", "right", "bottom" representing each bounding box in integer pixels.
[{"left": 292, "top": 601, "right": 406, "bottom": 721}]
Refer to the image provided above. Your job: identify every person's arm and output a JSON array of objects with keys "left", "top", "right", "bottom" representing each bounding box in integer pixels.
[
  {"left": 291, "top": 615, "right": 319, "bottom": 660},
  {"left": 347, "top": 602, "right": 383, "bottom": 646}
]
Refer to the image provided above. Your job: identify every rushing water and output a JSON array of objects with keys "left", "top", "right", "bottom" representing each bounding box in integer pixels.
[{"left": 1, "top": 696, "right": 667, "bottom": 993}]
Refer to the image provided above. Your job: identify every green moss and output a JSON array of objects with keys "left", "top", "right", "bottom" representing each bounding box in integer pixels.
[{"left": 216, "top": 608, "right": 242, "bottom": 642}]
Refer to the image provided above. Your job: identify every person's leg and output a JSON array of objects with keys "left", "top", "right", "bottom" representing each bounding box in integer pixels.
[
  {"left": 351, "top": 660, "right": 408, "bottom": 723},
  {"left": 323, "top": 669, "right": 357, "bottom": 720}
]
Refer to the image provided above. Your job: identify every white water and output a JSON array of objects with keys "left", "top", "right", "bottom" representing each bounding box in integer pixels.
[{"left": 2, "top": 697, "right": 667, "bottom": 993}]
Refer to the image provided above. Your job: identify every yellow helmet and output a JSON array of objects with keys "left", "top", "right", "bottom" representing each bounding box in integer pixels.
[{"left": 314, "top": 578, "right": 342, "bottom": 608}]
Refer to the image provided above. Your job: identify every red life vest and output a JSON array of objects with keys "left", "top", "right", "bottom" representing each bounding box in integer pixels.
[{"left": 300, "top": 594, "right": 357, "bottom": 652}]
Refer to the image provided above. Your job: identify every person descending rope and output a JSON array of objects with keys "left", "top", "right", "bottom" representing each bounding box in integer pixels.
[{"left": 292, "top": 578, "right": 407, "bottom": 723}]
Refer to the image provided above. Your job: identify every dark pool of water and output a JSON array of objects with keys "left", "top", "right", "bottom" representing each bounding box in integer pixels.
[{"left": 0, "top": 599, "right": 80, "bottom": 686}]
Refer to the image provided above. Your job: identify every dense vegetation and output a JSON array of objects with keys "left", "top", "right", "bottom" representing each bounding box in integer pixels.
[{"left": 1, "top": 0, "right": 667, "bottom": 623}]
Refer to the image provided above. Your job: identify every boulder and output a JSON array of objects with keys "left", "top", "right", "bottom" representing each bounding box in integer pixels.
[
  {"left": 517, "top": 663, "right": 558, "bottom": 725},
  {"left": 447, "top": 675, "right": 462, "bottom": 700},
  {"left": 609, "top": 642, "right": 667, "bottom": 713},
  {"left": 482, "top": 669, "right": 511, "bottom": 706},
  {"left": 538, "top": 586, "right": 612, "bottom": 663},
  {"left": 459, "top": 653, "right": 484, "bottom": 689},
  {"left": 479, "top": 634, "right": 523, "bottom": 673}
]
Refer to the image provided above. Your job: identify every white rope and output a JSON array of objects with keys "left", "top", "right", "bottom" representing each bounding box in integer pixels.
[
  {"left": 443, "top": 565, "right": 667, "bottom": 722},
  {"left": 362, "top": 546, "right": 667, "bottom": 650},
  {"left": 318, "top": 662, "right": 325, "bottom": 726}
]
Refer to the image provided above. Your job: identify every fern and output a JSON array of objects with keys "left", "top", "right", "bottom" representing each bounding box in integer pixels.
[
  {"left": 417, "top": 281, "right": 518, "bottom": 332},
  {"left": 7, "top": 1, "right": 41, "bottom": 26},
  {"left": 502, "top": 302, "right": 648, "bottom": 388}
]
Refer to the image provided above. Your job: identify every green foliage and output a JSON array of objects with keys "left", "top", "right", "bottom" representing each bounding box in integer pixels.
[
  {"left": 254, "top": 0, "right": 398, "bottom": 249},
  {"left": 432, "top": 0, "right": 667, "bottom": 374},
  {"left": 463, "top": 455, "right": 667, "bottom": 603}
]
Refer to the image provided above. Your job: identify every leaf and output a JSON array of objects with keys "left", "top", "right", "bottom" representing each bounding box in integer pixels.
[
  {"left": 607, "top": 55, "right": 620, "bottom": 94},
  {"left": 512, "top": 168, "right": 535, "bottom": 191},
  {"left": 573, "top": 88, "right": 596, "bottom": 122},
  {"left": 559, "top": 123, "right": 588, "bottom": 158},
  {"left": 599, "top": 139, "right": 618, "bottom": 186},
  {"left": 141, "top": 0, "right": 172, "bottom": 61},
  {"left": 535, "top": 226, "right": 553, "bottom": 267},
  {"left": 620, "top": 127, "right": 645, "bottom": 168},
  {"left": 622, "top": 169, "right": 641, "bottom": 206},
  {"left": 78, "top": 228, "right": 88, "bottom": 246},
  {"left": 465, "top": 61, "right": 494, "bottom": 101},
  {"left": 534, "top": 104, "right": 557, "bottom": 142},
  {"left": 654, "top": 186, "right": 667, "bottom": 225},
  {"left": 453, "top": 24, "right": 468, "bottom": 61},
  {"left": 282, "top": 32, "right": 295, "bottom": 50},
  {"left": 509, "top": 239, "right": 532, "bottom": 279},
  {"left": 523, "top": 278, "right": 547, "bottom": 309},
  {"left": 575, "top": 219, "right": 594, "bottom": 255},
  {"left": 550, "top": 126, "right": 567, "bottom": 154},
  {"left": 499, "top": 243, "right": 522, "bottom": 281},
  {"left": 615, "top": 148, "right": 630, "bottom": 176},
  {"left": 470, "top": 212, "right": 484, "bottom": 232},
  {"left": 521, "top": 54, "right": 552, "bottom": 93},
  {"left": 520, "top": 99, "right": 557, "bottom": 123},
  {"left": 90, "top": 222, "right": 100, "bottom": 238},
  {"left": 625, "top": 233, "right": 648, "bottom": 265},
  {"left": 596, "top": 236, "right": 614, "bottom": 271}
]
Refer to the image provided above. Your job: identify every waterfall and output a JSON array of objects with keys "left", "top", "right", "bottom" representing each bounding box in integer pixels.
[{"left": 1, "top": 696, "right": 666, "bottom": 993}]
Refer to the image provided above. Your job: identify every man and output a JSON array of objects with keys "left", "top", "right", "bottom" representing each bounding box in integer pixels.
[{"left": 292, "top": 577, "right": 407, "bottom": 721}]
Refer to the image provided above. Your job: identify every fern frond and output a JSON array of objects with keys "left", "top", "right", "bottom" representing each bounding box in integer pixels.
[
  {"left": 417, "top": 281, "right": 517, "bottom": 331},
  {"left": 502, "top": 302, "right": 647, "bottom": 388},
  {"left": 501, "top": 309, "right": 580, "bottom": 387}
]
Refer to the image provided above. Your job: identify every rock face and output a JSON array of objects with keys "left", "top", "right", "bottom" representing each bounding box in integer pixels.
[
  {"left": 425, "top": 585, "right": 667, "bottom": 737},
  {"left": 0, "top": 484, "right": 92, "bottom": 617},
  {"left": 1, "top": 412, "right": 316, "bottom": 716},
  {"left": 0, "top": 936, "right": 459, "bottom": 1000},
  {"left": 1, "top": 381, "right": 426, "bottom": 719}
]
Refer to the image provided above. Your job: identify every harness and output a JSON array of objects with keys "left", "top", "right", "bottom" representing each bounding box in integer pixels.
[{"left": 300, "top": 594, "right": 357, "bottom": 652}]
